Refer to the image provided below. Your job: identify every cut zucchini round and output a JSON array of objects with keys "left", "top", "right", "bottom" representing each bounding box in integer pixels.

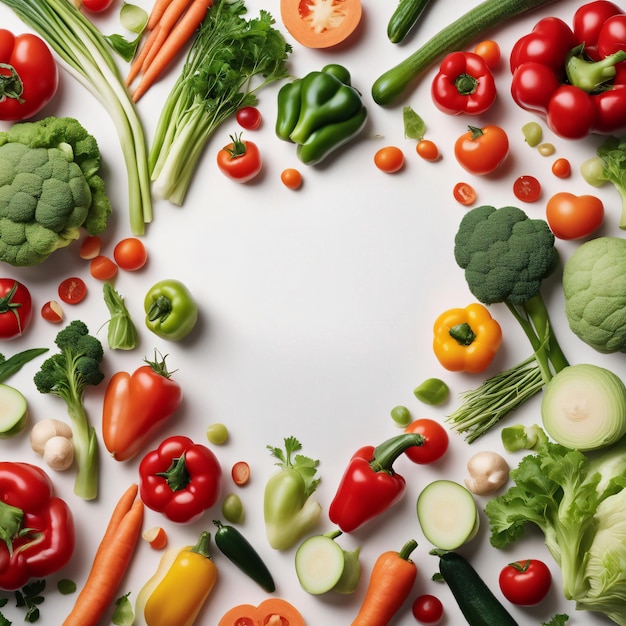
[
  {"left": 0, "top": 383, "right": 28, "bottom": 438},
  {"left": 295, "top": 534, "right": 345, "bottom": 595},
  {"left": 417, "top": 479, "right": 479, "bottom": 550}
]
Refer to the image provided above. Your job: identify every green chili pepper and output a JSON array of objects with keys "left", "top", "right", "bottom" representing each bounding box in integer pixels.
[
  {"left": 144, "top": 279, "right": 198, "bottom": 341},
  {"left": 275, "top": 64, "right": 367, "bottom": 165}
]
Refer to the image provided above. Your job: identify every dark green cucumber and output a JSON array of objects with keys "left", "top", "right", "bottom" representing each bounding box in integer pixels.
[
  {"left": 373, "top": 0, "right": 559, "bottom": 105},
  {"left": 433, "top": 550, "right": 518, "bottom": 626},
  {"left": 387, "top": 0, "right": 434, "bottom": 44},
  {"left": 213, "top": 520, "right": 276, "bottom": 592}
]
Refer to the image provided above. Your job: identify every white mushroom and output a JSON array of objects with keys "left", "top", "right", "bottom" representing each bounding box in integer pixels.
[
  {"left": 30, "top": 419, "right": 73, "bottom": 455},
  {"left": 464, "top": 451, "right": 509, "bottom": 495}
]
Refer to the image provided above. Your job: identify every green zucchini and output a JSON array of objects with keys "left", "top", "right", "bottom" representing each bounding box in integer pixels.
[
  {"left": 373, "top": 0, "right": 559, "bottom": 105},
  {"left": 213, "top": 520, "right": 276, "bottom": 592},
  {"left": 387, "top": 0, "right": 435, "bottom": 44},
  {"left": 433, "top": 550, "right": 519, "bottom": 626}
]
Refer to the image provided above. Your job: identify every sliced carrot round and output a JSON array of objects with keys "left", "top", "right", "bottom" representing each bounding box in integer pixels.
[
  {"left": 231, "top": 461, "right": 251, "bottom": 486},
  {"left": 280, "top": 0, "right": 362, "bottom": 49}
]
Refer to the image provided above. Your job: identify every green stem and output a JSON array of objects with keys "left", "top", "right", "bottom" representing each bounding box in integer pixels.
[
  {"left": 566, "top": 45, "right": 626, "bottom": 92},
  {"left": 370, "top": 433, "right": 424, "bottom": 473},
  {"left": 156, "top": 454, "right": 191, "bottom": 492},
  {"left": 0, "top": 500, "right": 24, "bottom": 551},
  {"left": 398, "top": 539, "right": 418, "bottom": 561},
  {"left": 190, "top": 531, "right": 212, "bottom": 558}
]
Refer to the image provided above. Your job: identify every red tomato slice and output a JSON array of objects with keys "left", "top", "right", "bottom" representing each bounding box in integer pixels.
[
  {"left": 513, "top": 175, "right": 541, "bottom": 203},
  {"left": 231, "top": 461, "right": 251, "bottom": 486},
  {"left": 58, "top": 277, "right": 87, "bottom": 304},
  {"left": 453, "top": 182, "right": 477, "bottom": 206}
]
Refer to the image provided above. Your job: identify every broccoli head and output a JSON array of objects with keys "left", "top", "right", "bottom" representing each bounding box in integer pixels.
[
  {"left": 563, "top": 236, "right": 626, "bottom": 354},
  {"left": 0, "top": 117, "right": 112, "bottom": 266},
  {"left": 454, "top": 204, "right": 558, "bottom": 306}
]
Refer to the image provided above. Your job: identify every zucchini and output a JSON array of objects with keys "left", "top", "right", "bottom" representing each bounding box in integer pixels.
[
  {"left": 433, "top": 550, "right": 519, "bottom": 626},
  {"left": 372, "top": 0, "right": 559, "bottom": 105},
  {"left": 387, "top": 0, "right": 434, "bottom": 44}
]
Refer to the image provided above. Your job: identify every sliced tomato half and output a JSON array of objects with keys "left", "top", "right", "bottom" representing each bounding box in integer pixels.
[{"left": 280, "top": 0, "right": 362, "bottom": 49}]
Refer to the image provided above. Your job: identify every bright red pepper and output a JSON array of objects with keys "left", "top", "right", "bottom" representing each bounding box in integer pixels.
[
  {"left": 0, "top": 29, "right": 58, "bottom": 121},
  {"left": 139, "top": 436, "right": 222, "bottom": 524},
  {"left": 102, "top": 354, "right": 183, "bottom": 462},
  {"left": 328, "top": 433, "right": 424, "bottom": 533},
  {"left": 510, "top": 2, "right": 626, "bottom": 139},
  {"left": 431, "top": 51, "right": 496, "bottom": 115},
  {"left": 0, "top": 462, "right": 74, "bottom": 590}
]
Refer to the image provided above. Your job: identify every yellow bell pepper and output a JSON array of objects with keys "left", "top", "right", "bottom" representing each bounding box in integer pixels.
[
  {"left": 135, "top": 531, "right": 217, "bottom": 626},
  {"left": 433, "top": 303, "right": 502, "bottom": 373}
]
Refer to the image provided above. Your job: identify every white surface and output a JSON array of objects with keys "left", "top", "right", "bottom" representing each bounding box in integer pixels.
[{"left": 1, "top": 0, "right": 624, "bottom": 624}]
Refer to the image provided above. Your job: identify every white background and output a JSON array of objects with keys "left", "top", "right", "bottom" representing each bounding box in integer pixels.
[{"left": 1, "top": 0, "right": 625, "bottom": 624}]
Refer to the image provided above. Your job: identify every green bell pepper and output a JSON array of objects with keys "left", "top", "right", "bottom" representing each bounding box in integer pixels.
[
  {"left": 264, "top": 436, "right": 322, "bottom": 551},
  {"left": 144, "top": 279, "right": 198, "bottom": 341},
  {"left": 275, "top": 64, "right": 367, "bottom": 165}
]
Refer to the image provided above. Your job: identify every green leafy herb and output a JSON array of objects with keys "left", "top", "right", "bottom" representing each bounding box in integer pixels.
[
  {"left": 543, "top": 615, "right": 569, "bottom": 626},
  {"left": 402, "top": 106, "right": 426, "bottom": 140},
  {"left": 0, "top": 349, "right": 48, "bottom": 384},
  {"left": 15, "top": 580, "right": 45, "bottom": 623},
  {"left": 56, "top": 580, "right": 76, "bottom": 595}
]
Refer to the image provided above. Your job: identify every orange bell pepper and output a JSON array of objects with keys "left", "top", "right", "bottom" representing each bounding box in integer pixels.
[{"left": 433, "top": 303, "right": 502, "bottom": 373}]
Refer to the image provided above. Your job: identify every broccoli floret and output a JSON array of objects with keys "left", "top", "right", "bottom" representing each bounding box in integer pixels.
[
  {"left": 34, "top": 320, "right": 105, "bottom": 500},
  {"left": 447, "top": 205, "right": 569, "bottom": 441},
  {"left": 0, "top": 117, "right": 112, "bottom": 266}
]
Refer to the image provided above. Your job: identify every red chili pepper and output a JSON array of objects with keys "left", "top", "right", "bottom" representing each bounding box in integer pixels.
[
  {"left": 139, "top": 436, "right": 222, "bottom": 524},
  {"left": 431, "top": 51, "right": 497, "bottom": 115},
  {"left": 328, "top": 433, "right": 424, "bottom": 533},
  {"left": 0, "top": 462, "right": 75, "bottom": 590},
  {"left": 510, "top": 2, "right": 626, "bottom": 139}
]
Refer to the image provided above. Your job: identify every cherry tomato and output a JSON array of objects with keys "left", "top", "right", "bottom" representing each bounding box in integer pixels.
[
  {"left": 416, "top": 139, "right": 439, "bottom": 161},
  {"left": 454, "top": 125, "right": 509, "bottom": 175},
  {"left": 236, "top": 106, "right": 262, "bottom": 130},
  {"left": 114, "top": 237, "right": 148, "bottom": 271},
  {"left": 41, "top": 300, "right": 63, "bottom": 324},
  {"left": 551, "top": 158, "right": 571, "bottom": 179},
  {"left": 404, "top": 419, "right": 449, "bottom": 464},
  {"left": 280, "top": 168, "right": 303, "bottom": 190},
  {"left": 90, "top": 255, "right": 118, "bottom": 281},
  {"left": 513, "top": 175, "right": 541, "bottom": 203},
  {"left": 453, "top": 181, "right": 477, "bottom": 206},
  {"left": 231, "top": 461, "right": 251, "bottom": 486},
  {"left": 81, "top": 0, "right": 114, "bottom": 12},
  {"left": 412, "top": 594, "right": 444, "bottom": 624},
  {"left": 79, "top": 235, "right": 102, "bottom": 260},
  {"left": 0, "top": 279, "right": 32, "bottom": 339},
  {"left": 546, "top": 192, "right": 604, "bottom": 240},
  {"left": 58, "top": 277, "right": 87, "bottom": 304},
  {"left": 374, "top": 146, "right": 404, "bottom": 173},
  {"left": 499, "top": 559, "right": 552, "bottom": 606},
  {"left": 473, "top": 40, "right": 501, "bottom": 69},
  {"left": 217, "top": 134, "right": 262, "bottom": 183}
]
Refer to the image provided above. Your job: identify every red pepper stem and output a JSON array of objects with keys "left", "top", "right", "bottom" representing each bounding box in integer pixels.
[
  {"left": 398, "top": 539, "right": 418, "bottom": 561},
  {"left": 566, "top": 45, "right": 626, "bottom": 92},
  {"left": 0, "top": 64, "right": 24, "bottom": 101},
  {"left": 190, "top": 530, "right": 212, "bottom": 559},
  {"left": 156, "top": 453, "right": 191, "bottom": 492},
  {"left": 370, "top": 433, "right": 424, "bottom": 473},
  {"left": 0, "top": 500, "right": 24, "bottom": 552},
  {"left": 454, "top": 73, "right": 478, "bottom": 96}
]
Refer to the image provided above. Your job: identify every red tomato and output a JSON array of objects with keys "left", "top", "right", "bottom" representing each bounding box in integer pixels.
[
  {"left": 0, "top": 30, "right": 58, "bottom": 120},
  {"left": 280, "top": 168, "right": 303, "bottom": 190},
  {"left": 416, "top": 139, "right": 439, "bottom": 161},
  {"left": 231, "top": 461, "right": 251, "bottom": 486},
  {"left": 374, "top": 146, "right": 404, "bottom": 173},
  {"left": 236, "top": 106, "right": 262, "bottom": 130},
  {"left": 453, "top": 182, "right": 477, "bottom": 206},
  {"left": 513, "top": 175, "right": 541, "bottom": 203},
  {"left": 0, "top": 279, "right": 32, "bottom": 339},
  {"left": 90, "top": 255, "right": 118, "bottom": 281},
  {"left": 499, "top": 559, "right": 552, "bottom": 606},
  {"left": 404, "top": 419, "right": 449, "bottom": 464},
  {"left": 454, "top": 125, "right": 509, "bottom": 175},
  {"left": 217, "top": 135, "right": 262, "bottom": 183},
  {"left": 41, "top": 300, "right": 63, "bottom": 324},
  {"left": 473, "top": 40, "right": 501, "bottom": 69},
  {"left": 81, "top": 0, "right": 114, "bottom": 12},
  {"left": 546, "top": 192, "right": 604, "bottom": 240},
  {"left": 58, "top": 277, "right": 87, "bottom": 304},
  {"left": 412, "top": 594, "right": 444, "bottom": 624},
  {"left": 551, "top": 158, "right": 571, "bottom": 179},
  {"left": 114, "top": 237, "right": 148, "bottom": 271}
]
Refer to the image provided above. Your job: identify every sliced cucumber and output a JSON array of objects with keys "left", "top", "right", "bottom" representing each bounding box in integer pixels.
[
  {"left": 332, "top": 545, "right": 361, "bottom": 594},
  {"left": 417, "top": 480, "right": 479, "bottom": 550},
  {"left": 295, "top": 532, "right": 346, "bottom": 595},
  {"left": 0, "top": 383, "right": 28, "bottom": 438}
]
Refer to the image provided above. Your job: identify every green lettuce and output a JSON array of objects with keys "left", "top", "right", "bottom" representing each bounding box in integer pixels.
[{"left": 485, "top": 433, "right": 626, "bottom": 625}]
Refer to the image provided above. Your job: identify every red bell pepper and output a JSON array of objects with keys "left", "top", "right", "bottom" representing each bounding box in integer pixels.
[
  {"left": 510, "top": 2, "right": 626, "bottom": 139},
  {"left": 102, "top": 353, "right": 183, "bottom": 462},
  {"left": 0, "top": 462, "right": 74, "bottom": 590},
  {"left": 431, "top": 51, "right": 497, "bottom": 115},
  {"left": 139, "top": 435, "right": 222, "bottom": 524},
  {"left": 328, "top": 433, "right": 424, "bottom": 533}
]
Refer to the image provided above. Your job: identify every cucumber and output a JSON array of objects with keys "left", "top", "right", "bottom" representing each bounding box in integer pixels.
[
  {"left": 0, "top": 383, "right": 28, "bottom": 438},
  {"left": 373, "top": 0, "right": 559, "bottom": 105},
  {"left": 417, "top": 480, "right": 479, "bottom": 550},
  {"left": 433, "top": 550, "right": 519, "bottom": 626},
  {"left": 387, "top": 0, "right": 434, "bottom": 44}
]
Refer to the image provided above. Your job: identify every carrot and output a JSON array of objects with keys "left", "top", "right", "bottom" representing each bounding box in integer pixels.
[
  {"left": 62, "top": 487, "right": 144, "bottom": 626},
  {"left": 351, "top": 539, "right": 418, "bottom": 626},
  {"left": 126, "top": 27, "right": 161, "bottom": 86},
  {"left": 147, "top": 0, "right": 175, "bottom": 30},
  {"left": 132, "top": 0, "right": 212, "bottom": 102}
]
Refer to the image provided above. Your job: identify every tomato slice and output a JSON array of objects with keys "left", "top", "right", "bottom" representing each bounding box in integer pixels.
[
  {"left": 280, "top": 0, "right": 363, "bottom": 48},
  {"left": 513, "top": 175, "right": 541, "bottom": 203},
  {"left": 453, "top": 182, "right": 477, "bottom": 206},
  {"left": 231, "top": 461, "right": 251, "bottom": 486},
  {"left": 41, "top": 300, "right": 64, "bottom": 324},
  {"left": 58, "top": 277, "right": 87, "bottom": 304}
]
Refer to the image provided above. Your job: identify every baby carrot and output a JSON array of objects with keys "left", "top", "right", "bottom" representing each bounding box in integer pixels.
[
  {"left": 147, "top": 0, "right": 175, "bottom": 30},
  {"left": 127, "top": 26, "right": 160, "bottom": 86},
  {"left": 132, "top": 0, "right": 212, "bottom": 101},
  {"left": 351, "top": 539, "right": 418, "bottom": 626}
]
